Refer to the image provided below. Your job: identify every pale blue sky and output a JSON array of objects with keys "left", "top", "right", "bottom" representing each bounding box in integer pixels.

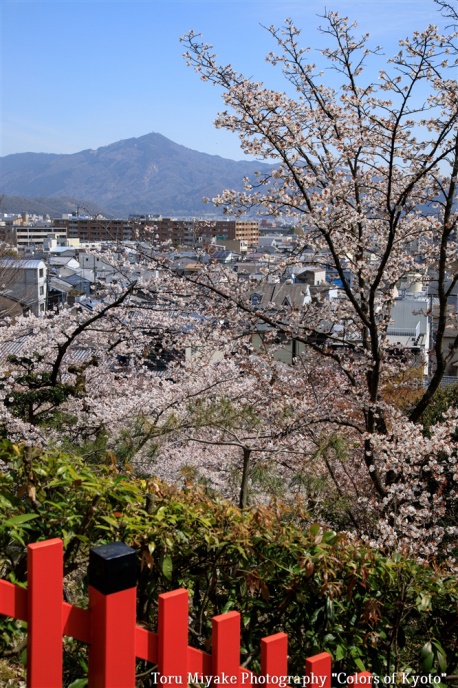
[{"left": 1, "top": 0, "right": 450, "bottom": 160}]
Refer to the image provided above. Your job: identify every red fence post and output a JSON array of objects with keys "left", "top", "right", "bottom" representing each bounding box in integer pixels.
[
  {"left": 212, "top": 611, "right": 241, "bottom": 688},
  {"left": 305, "top": 652, "right": 332, "bottom": 688},
  {"left": 260, "top": 632, "right": 288, "bottom": 686},
  {"left": 348, "top": 672, "right": 372, "bottom": 686},
  {"left": 158, "top": 588, "right": 189, "bottom": 685},
  {"left": 27, "top": 538, "right": 63, "bottom": 688},
  {"left": 87, "top": 542, "right": 137, "bottom": 688}
]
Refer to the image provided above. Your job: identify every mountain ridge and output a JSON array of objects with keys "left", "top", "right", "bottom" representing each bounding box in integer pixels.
[{"left": 1, "top": 133, "right": 272, "bottom": 217}]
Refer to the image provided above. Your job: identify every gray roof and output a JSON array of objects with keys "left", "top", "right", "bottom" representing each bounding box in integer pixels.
[
  {"left": 62, "top": 273, "right": 93, "bottom": 287},
  {"left": 49, "top": 256, "right": 79, "bottom": 266},
  {"left": 248, "top": 283, "right": 311, "bottom": 309},
  {"left": 0, "top": 259, "right": 46, "bottom": 269},
  {"left": 0, "top": 331, "right": 97, "bottom": 368},
  {"left": 0, "top": 336, "right": 29, "bottom": 360},
  {"left": 49, "top": 246, "right": 76, "bottom": 254},
  {"left": 49, "top": 277, "right": 74, "bottom": 293}
]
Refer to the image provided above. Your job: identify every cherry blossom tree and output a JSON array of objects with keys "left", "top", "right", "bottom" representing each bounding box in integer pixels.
[{"left": 179, "top": 10, "right": 458, "bottom": 559}]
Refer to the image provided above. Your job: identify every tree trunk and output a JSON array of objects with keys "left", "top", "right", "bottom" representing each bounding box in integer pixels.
[{"left": 239, "top": 447, "right": 251, "bottom": 509}]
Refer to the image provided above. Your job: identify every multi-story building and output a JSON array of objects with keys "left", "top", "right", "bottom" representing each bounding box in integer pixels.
[
  {"left": 0, "top": 258, "right": 47, "bottom": 315},
  {"left": 52, "top": 218, "right": 133, "bottom": 242},
  {"left": 51, "top": 216, "right": 259, "bottom": 247},
  {"left": 218, "top": 219, "right": 259, "bottom": 245},
  {"left": 133, "top": 218, "right": 259, "bottom": 247},
  {"left": 0, "top": 222, "right": 68, "bottom": 252}
]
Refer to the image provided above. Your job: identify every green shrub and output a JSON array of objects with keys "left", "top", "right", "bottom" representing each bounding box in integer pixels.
[{"left": 0, "top": 441, "right": 456, "bottom": 684}]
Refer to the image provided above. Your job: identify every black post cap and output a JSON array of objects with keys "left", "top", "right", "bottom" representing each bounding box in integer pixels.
[{"left": 88, "top": 542, "right": 137, "bottom": 595}]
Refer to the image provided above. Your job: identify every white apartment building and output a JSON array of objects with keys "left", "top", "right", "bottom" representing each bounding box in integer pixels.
[{"left": 0, "top": 258, "right": 47, "bottom": 316}]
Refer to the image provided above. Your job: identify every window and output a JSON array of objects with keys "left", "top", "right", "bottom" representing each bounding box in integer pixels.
[
  {"left": 250, "top": 293, "right": 262, "bottom": 306},
  {"left": 39, "top": 268, "right": 44, "bottom": 278},
  {"left": 39, "top": 286, "right": 44, "bottom": 295}
]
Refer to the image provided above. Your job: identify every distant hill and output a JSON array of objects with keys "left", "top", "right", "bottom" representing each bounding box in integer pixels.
[
  {"left": 0, "top": 133, "right": 273, "bottom": 217},
  {"left": 0, "top": 195, "right": 111, "bottom": 218}
]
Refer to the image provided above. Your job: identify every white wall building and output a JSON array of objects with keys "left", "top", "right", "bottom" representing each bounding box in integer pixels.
[
  {"left": 0, "top": 258, "right": 47, "bottom": 315},
  {"left": 387, "top": 298, "right": 430, "bottom": 375}
]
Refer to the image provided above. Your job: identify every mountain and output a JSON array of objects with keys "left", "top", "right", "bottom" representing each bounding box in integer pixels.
[{"left": 0, "top": 133, "right": 273, "bottom": 217}]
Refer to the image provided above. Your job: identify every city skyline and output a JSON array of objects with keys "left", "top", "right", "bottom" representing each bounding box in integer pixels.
[{"left": 2, "top": 0, "right": 451, "bottom": 161}]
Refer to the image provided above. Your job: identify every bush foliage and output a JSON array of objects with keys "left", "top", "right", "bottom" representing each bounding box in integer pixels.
[{"left": 0, "top": 442, "right": 457, "bottom": 684}]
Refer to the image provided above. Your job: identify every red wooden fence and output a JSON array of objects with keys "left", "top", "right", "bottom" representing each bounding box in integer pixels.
[{"left": 0, "top": 538, "right": 372, "bottom": 688}]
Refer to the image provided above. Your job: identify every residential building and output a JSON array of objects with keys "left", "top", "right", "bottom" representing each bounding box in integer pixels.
[
  {"left": 51, "top": 216, "right": 260, "bottom": 248},
  {"left": 217, "top": 239, "right": 248, "bottom": 253},
  {"left": 386, "top": 298, "right": 430, "bottom": 375},
  {"left": 78, "top": 253, "right": 115, "bottom": 277},
  {"left": 52, "top": 218, "right": 133, "bottom": 242},
  {"left": 0, "top": 258, "right": 47, "bottom": 315},
  {"left": 0, "top": 225, "right": 68, "bottom": 251},
  {"left": 133, "top": 218, "right": 259, "bottom": 247}
]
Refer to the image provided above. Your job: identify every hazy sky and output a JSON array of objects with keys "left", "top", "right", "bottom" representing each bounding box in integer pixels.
[{"left": 1, "top": 0, "right": 449, "bottom": 160}]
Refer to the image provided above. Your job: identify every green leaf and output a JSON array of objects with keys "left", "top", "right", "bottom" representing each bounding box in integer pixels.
[
  {"left": 66, "top": 465, "right": 81, "bottom": 481},
  {"left": 421, "top": 642, "right": 434, "bottom": 672},
  {"left": 335, "top": 644, "right": 345, "bottom": 661},
  {"left": 437, "top": 650, "right": 447, "bottom": 673},
  {"left": 68, "top": 680, "right": 88, "bottom": 688},
  {"left": 322, "top": 531, "right": 337, "bottom": 545},
  {"left": 432, "top": 640, "right": 448, "bottom": 672},
  {"left": 3, "top": 513, "right": 40, "bottom": 526},
  {"left": 417, "top": 593, "right": 432, "bottom": 611},
  {"left": 161, "top": 554, "right": 173, "bottom": 580},
  {"left": 355, "top": 659, "right": 366, "bottom": 672},
  {"left": 100, "top": 516, "right": 119, "bottom": 527},
  {"left": 432, "top": 639, "right": 446, "bottom": 654},
  {"left": 326, "top": 597, "right": 335, "bottom": 623},
  {"left": 0, "top": 489, "right": 23, "bottom": 507}
]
